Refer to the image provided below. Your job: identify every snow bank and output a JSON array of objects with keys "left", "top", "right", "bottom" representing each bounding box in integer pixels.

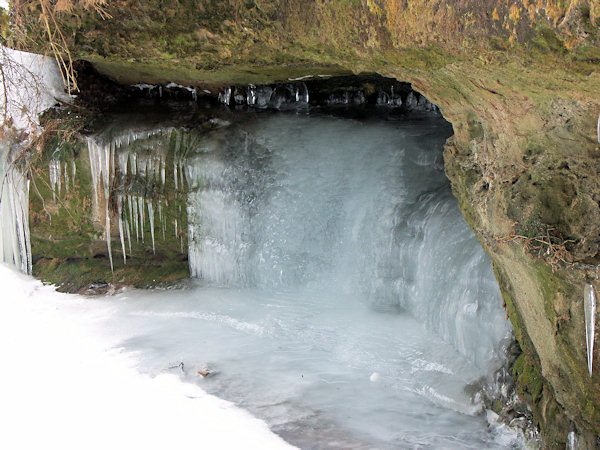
[
  {"left": 0, "top": 263, "right": 293, "bottom": 450},
  {"left": 0, "top": 47, "right": 71, "bottom": 132}
]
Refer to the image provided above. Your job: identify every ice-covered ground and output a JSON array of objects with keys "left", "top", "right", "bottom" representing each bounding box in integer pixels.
[{"left": 0, "top": 263, "right": 293, "bottom": 450}]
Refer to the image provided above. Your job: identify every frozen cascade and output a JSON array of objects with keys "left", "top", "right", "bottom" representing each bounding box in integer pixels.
[
  {"left": 0, "top": 109, "right": 527, "bottom": 448},
  {"left": 0, "top": 152, "right": 32, "bottom": 274},
  {"left": 183, "top": 114, "right": 512, "bottom": 372},
  {"left": 63, "top": 111, "right": 523, "bottom": 448}
]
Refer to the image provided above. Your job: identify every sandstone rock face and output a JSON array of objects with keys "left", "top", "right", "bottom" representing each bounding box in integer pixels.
[{"left": 21, "top": 0, "right": 600, "bottom": 446}]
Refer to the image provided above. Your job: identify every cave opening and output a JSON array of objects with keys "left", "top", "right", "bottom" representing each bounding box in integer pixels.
[{"left": 8, "top": 72, "right": 528, "bottom": 447}]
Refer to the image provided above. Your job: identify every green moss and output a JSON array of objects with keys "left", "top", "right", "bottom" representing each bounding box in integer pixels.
[
  {"left": 28, "top": 125, "right": 192, "bottom": 293},
  {"left": 528, "top": 26, "right": 566, "bottom": 56},
  {"left": 501, "top": 287, "right": 522, "bottom": 343},
  {"left": 513, "top": 353, "right": 544, "bottom": 404},
  {"left": 87, "top": 56, "right": 353, "bottom": 86},
  {"left": 466, "top": 110, "right": 484, "bottom": 141},
  {"left": 534, "top": 176, "right": 575, "bottom": 227},
  {"left": 535, "top": 261, "right": 560, "bottom": 324}
]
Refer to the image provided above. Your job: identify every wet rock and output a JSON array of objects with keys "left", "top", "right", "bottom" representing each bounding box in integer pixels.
[{"left": 233, "top": 87, "right": 246, "bottom": 105}]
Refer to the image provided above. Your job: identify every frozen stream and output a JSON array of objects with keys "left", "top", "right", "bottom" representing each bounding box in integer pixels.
[{"left": 4, "top": 110, "right": 518, "bottom": 448}]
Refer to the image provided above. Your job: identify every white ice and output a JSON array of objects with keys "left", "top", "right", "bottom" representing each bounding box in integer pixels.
[
  {"left": 0, "top": 263, "right": 293, "bottom": 450},
  {"left": 0, "top": 47, "right": 70, "bottom": 132}
]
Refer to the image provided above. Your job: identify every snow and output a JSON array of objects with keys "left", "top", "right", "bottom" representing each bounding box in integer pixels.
[
  {"left": 0, "top": 47, "right": 71, "bottom": 132},
  {"left": 0, "top": 263, "right": 294, "bottom": 450}
]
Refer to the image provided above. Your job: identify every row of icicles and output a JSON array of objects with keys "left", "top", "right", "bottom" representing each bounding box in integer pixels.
[
  {"left": 0, "top": 163, "right": 31, "bottom": 274},
  {"left": 84, "top": 129, "right": 188, "bottom": 271}
]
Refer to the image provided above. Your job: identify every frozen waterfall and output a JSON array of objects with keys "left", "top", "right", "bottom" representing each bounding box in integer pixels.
[
  {"left": 1, "top": 106, "right": 524, "bottom": 448},
  {"left": 183, "top": 113, "right": 511, "bottom": 371}
]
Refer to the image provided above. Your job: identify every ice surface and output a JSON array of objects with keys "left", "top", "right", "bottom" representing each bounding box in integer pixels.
[{"left": 0, "top": 263, "right": 293, "bottom": 450}]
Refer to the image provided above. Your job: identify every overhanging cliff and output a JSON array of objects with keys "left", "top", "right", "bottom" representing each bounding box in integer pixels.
[{"left": 14, "top": 0, "right": 600, "bottom": 446}]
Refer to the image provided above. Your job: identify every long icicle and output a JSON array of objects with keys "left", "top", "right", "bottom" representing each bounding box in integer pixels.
[
  {"left": 138, "top": 196, "right": 145, "bottom": 242},
  {"left": 584, "top": 284, "right": 596, "bottom": 377},
  {"left": 132, "top": 195, "right": 139, "bottom": 242}
]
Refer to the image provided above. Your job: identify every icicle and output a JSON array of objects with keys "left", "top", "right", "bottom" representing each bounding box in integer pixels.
[
  {"left": 71, "top": 160, "right": 76, "bottom": 184},
  {"left": 295, "top": 82, "right": 309, "bottom": 103},
  {"left": 175, "top": 218, "right": 178, "bottom": 238},
  {"left": 118, "top": 151, "right": 129, "bottom": 176},
  {"left": 160, "top": 157, "right": 166, "bottom": 187},
  {"left": 159, "top": 86, "right": 163, "bottom": 98},
  {"left": 110, "top": 142, "right": 116, "bottom": 179},
  {"left": 138, "top": 196, "right": 145, "bottom": 241},
  {"left": 247, "top": 84, "right": 257, "bottom": 105},
  {"left": 584, "top": 284, "right": 596, "bottom": 377},
  {"left": 218, "top": 87, "right": 232, "bottom": 105},
  {"left": 138, "top": 155, "right": 147, "bottom": 177},
  {"left": 147, "top": 200, "right": 155, "bottom": 254},
  {"left": 130, "top": 152, "right": 137, "bottom": 176},
  {"left": 179, "top": 161, "right": 185, "bottom": 189},
  {"left": 132, "top": 195, "right": 139, "bottom": 242},
  {"left": 24, "top": 178, "right": 32, "bottom": 274},
  {"left": 192, "top": 87, "right": 197, "bottom": 101},
  {"left": 64, "top": 162, "right": 69, "bottom": 194},
  {"left": 86, "top": 137, "right": 114, "bottom": 273},
  {"left": 566, "top": 422, "right": 578, "bottom": 450},
  {"left": 174, "top": 160, "right": 179, "bottom": 190},
  {"left": 118, "top": 197, "right": 126, "bottom": 264},
  {"left": 154, "top": 156, "right": 160, "bottom": 184},
  {"left": 48, "top": 160, "right": 61, "bottom": 200}
]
